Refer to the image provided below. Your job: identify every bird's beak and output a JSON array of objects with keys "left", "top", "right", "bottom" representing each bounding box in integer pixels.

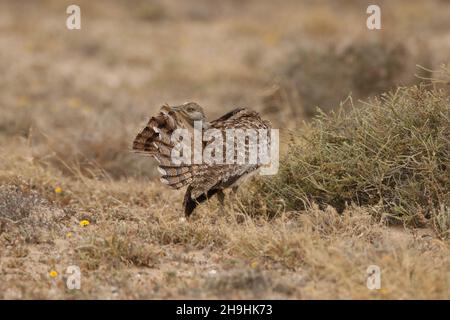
[
  {"left": 160, "top": 104, "right": 171, "bottom": 113},
  {"left": 202, "top": 122, "right": 211, "bottom": 130}
]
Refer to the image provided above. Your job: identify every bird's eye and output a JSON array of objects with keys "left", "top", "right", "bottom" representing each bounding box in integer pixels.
[{"left": 187, "top": 107, "right": 195, "bottom": 113}]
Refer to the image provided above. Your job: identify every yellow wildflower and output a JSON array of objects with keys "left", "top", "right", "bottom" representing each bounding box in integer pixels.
[
  {"left": 49, "top": 270, "right": 58, "bottom": 278},
  {"left": 54, "top": 187, "right": 63, "bottom": 194},
  {"left": 250, "top": 261, "right": 259, "bottom": 269},
  {"left": 79, "top": 219, "right": 90, "bottom": 227},
  {"left": 66, "top": 232, "right": 73, "bottom": 238}
]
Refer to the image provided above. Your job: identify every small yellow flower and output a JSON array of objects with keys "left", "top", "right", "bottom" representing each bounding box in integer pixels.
[
  {"left": 54, "top": 187, "right": 63, "bottom": 194},
  {"left": 66, "top": 232, "right": 73, "bottom": 238},
  {"left": 250, "top": 261, "right": 259, "bottom": 269},
  {"left": 49, "top": 270, "right": 58, "bottom": 278},
  {"left": 79, "top": 219, "right": 90, "bottom": 227}
]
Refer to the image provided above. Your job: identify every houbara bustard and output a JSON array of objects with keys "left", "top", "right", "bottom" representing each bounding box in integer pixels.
[{"left": 133, "top": 102, "right": 273, "bottom": 216}]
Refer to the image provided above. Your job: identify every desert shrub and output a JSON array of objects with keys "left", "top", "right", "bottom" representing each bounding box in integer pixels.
[
  {"left": 0, "top": 185, "right": 70, "bottom": 244},
  {"left": 242, "top": 85, "right": 450, "bottom": 226},
  {"left": 263, "top": 37, "right": 431, "bottom": 123}
]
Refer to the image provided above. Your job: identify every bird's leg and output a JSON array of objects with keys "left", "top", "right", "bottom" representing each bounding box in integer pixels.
[
  {"left": 229, "top": 186, "right": 239, "bottom": 212},
  {"left": 217, "top": 189, "right": 226, "bottom": 214}
]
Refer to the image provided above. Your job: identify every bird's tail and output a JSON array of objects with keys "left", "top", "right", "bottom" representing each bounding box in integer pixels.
[{"left": 132, "top": 108, "right": 194, "bottom": 189}]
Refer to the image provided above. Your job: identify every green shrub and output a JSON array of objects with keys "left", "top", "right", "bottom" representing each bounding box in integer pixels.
[{"left": 242, "top": 85, "right": 450, "bottom": 226}]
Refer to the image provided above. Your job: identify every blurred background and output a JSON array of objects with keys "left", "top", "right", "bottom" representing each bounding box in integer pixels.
[{"left": 1, "top": 0, "right": 450, "bottom": 179}]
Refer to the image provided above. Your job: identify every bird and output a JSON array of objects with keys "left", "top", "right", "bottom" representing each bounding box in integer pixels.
[{"left": 132, "top": 102, "right": 272, "bottom": 216}]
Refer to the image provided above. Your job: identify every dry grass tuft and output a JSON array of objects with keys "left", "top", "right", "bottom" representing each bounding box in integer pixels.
[
  {"left": 144, "top": 215, "right": 228, "bottom": 248},
  {"left": 75, "top": 233, "right": 160, "bottom": 271}
]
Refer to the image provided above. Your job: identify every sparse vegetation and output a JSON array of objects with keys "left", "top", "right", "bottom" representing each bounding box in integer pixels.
[
  {"left": 263, "top": 37, "right": 432, "bottom": 122},
  {"left": 0, "top": 0, "right": 449, "bottom": 299},
  {"left": 0, "top": 185, "right": 71, "bottom": 244}
]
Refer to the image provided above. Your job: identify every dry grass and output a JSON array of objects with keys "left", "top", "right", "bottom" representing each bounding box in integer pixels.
[
  {"left": 0, "top": 164, "right": 448, "bottom": 299},
  {"left": 0, "top": 0, "right": 449, "bottom": 299}
]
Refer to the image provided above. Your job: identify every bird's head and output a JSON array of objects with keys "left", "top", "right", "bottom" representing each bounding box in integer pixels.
[{"left": 162, "top": 102, "right": 207, "bottom": 127}]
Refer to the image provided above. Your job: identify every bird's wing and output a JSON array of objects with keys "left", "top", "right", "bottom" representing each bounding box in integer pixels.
[
  {"left": 133, "top": 107, "right": 271, "bottom": 196},
  {"left": 189, "top": 108, "right": 271, "bottom": 199},
  {"left": 209, "top": 107, "right": 246, "bottom": 123},
  {"left": 210, "top": 107, "right": 269, "bottom": 128}
]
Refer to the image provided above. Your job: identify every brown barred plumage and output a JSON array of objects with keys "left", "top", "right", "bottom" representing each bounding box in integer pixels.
[{"left": 132, "top": 102, "right": 272, "bottom": 216}]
